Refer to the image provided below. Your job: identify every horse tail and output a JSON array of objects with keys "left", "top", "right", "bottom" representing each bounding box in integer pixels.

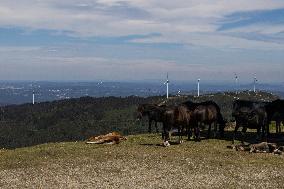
[
  {"left": 210, "top": 102, "right": 224, "bottom": 125},
  {"left": 217, "top": 111, "right": 224, "bottom": 124},
  {"left": 217, "top": 110, "right": 225, "bottom": 137}
]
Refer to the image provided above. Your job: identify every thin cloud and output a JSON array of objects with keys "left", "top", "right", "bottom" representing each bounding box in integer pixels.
[{"left": 0, "top": 1, "right": 284, "bottom": 81}]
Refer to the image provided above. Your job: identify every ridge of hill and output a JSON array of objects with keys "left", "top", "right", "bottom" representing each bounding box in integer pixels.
[{"left": 0, "top": 91, "right": 279, "bottom": 149}]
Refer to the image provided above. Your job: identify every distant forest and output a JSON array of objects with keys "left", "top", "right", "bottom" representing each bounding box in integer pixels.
[{"left": 0, "top": 91, "right": 279, "bottom": 149}]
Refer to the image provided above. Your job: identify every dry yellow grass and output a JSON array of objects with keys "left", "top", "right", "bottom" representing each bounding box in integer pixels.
[{"left": 0, "top": 134, "right": 284, "bottom": 188}]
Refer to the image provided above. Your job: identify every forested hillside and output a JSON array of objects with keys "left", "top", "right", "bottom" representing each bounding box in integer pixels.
[{"left": 0, "top": 91, "right": 278, "bottom": 148}]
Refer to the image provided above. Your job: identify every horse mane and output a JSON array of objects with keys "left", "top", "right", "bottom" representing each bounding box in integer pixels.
[{"left": 182, "top": 100, "right": 221, "bottom": 112}]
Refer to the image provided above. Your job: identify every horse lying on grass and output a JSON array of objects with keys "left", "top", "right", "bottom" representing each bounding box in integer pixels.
[
  {"left": 86, "top": 132, "right": 127, "bottom": 144},
  {"left": 227, "top": 142, "right": 284, "bottom": 155}
]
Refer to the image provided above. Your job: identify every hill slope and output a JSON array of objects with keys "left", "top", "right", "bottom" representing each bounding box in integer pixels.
[
  {"left": 0, "top": 91, "right": 279, "bottom": 149},
  {"left": 0, "top": 134, "right": 284, "bottom": 188}
]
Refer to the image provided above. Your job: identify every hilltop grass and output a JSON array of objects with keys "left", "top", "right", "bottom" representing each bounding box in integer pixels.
[{"left": 0, "top": 134, "right": 284, "bottom": 188}]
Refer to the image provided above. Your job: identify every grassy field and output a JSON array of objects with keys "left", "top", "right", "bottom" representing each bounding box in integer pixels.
[{"left": 0, "top": 134, "right": 284, "bottom": 188}]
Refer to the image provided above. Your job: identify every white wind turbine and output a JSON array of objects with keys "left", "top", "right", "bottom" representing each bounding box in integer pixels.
[
  {"left": 197, "top": 78, "right": 200, "bottom": 97},
  {"left": 32, "top": 90, "right": 35, "bottom": 105},
  {"left": 234, "top": 73, "right": 238, "bottom": 94},
  {"left": 253, "top": 74, "right": 258, "bottom": 93},
  {"left": 31, "top": 83, "right": 35, "bottom": 105},
  {"left": 164, "top": 73, "right": 169, "bottom": 99}
]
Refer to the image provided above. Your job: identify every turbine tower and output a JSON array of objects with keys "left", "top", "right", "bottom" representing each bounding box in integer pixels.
[
  {"left": 234, "top": 73, "right": 238, "bottom": 94},
  {"left": 32, "top": 90, "right": 35, "bottom": 105},
  {"left": 197, "top": 79, "right": 200, "bottom": 97},
  {"left": 31, "top": 83, "right": 35, "bottom": 105},
  {"left": 253, "top": 75, "right": 258, "bottom": 93},
  {"left": 165, "top": 73, "right": 169, "bottom": 99}
]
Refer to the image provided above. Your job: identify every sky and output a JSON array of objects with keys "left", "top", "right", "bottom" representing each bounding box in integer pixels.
[{"left": 0, "top": 0, "right": 284, "bottom": 83}]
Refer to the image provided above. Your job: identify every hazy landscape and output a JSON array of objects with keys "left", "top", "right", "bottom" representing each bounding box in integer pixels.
[
  {"left": 1, "top": 0, "right": 284, "bottom": 188},
  {"left": 0, "top": 81, "right": 283, "bottom": 105}
]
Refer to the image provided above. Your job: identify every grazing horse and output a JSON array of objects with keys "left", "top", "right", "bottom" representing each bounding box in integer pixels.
[
  {"left": 265, "top": 99, "right": 284, "bottom": 134},
  {"left": 162, "top": 104, "right": 193, "bottom": 146},
  {"left": 136, "top": 104, "right": 166, "bottom": 133},
  {"left": 232, "top": 100, "right": 268, "bottom": 144},
  {"left": 182, "top": 100, "right": 225, "bottom": 140}
]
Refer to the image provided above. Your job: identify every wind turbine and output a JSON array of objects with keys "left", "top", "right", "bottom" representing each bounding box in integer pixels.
[
  {"left": 31, "top": 83, "right": 35, "bottom": 105},
  {"left": 197, "top": 79, "right": 200, "bottom": 97},
  {"left": 253, "top": 75, "right": 258, "bottom": 93},
  {"left": 32, "top": 90, "right": 35, "bottom": 105},
  {"left": 234, "top": 73, "right": 238, "bottom": 94},
  {"left": 177, "top": 89, "right": 181, "bottom": 97},
  {"left": 164, "top": 73, "right": 169, "bottom": 99}
]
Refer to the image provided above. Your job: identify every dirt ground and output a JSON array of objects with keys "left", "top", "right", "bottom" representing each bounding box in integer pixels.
[{"left": 0, "top": 134, "right": 284, "bottom": 188}]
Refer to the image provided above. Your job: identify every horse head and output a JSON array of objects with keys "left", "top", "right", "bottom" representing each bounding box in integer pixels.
[{"left": 136, "top": 104, "right": 146, "bottom": 121}]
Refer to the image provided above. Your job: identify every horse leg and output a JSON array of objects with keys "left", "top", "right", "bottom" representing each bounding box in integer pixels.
[
  {"left": 207, "top": 123, "right": 211, "bottom": 139},
  {"left": 162, "top": 122, "right": 166, "bottom": 140},
  {"left": 197, "top": 126, "right": 201, "bottom": 141},
  {"left": 276, "top": 121, "right": 280, "bottom": 134},
  {"left": 261, "top": 116, "right": 268, "bottom": 142},
  {"left": 219, "top": 123, "right": 225, "bottom": 139},
  {"left": 194, "top": 127, "right": 197, "bottom": 140},
  {"left": 164, "top": 131, "right": 170, "bottom": 146},
  {"left": 266, "top": 121, "right": 270, "bottom": 137},
  {"left": 256, "top": 127, "right": 261, "bottom": 142},
  {"left": 162, "top": 124, "right": 170, "bottom": 147},
  {"left": 213, "top": 122, "right": 217, "bottom": 138},
  {"left": 155, "top": 121, "right": 159, "bottom": 133},
  {"left": 263, "top": 123, "right": 268, "bottom": 142},
  {"left": 232, "top": 122, "right": 240, "bottom": 144},
  {"left": 148, "top": 119, "right": 152, "bottom": 133},
  {"left": 178, "top": 126, "right": 183, "bottom": 144},
  {"left": 241, "top": 127, "right": 247, "bottom": 144},
  {"left": 187, "top": 126, "right": 192, "bottom": 140},
  {"left": 161, "top": 123, "right": 165, "bottom": 140},
  {"left": 194, "top": 122, "right": 201, "bottom": 142}
]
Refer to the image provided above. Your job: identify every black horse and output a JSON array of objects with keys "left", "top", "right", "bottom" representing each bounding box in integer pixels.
[
  {"left": 182, "top": 100, "right": 225, "bottom": 140},
  {"left": 136, "top": 103, "right": 167, "bottom": 133},
  {"left": 232, "top": 100, "right": 268, "bottom": 144},
  {"left": 265, "top": 99, "right": 284, "bottom": 134}
]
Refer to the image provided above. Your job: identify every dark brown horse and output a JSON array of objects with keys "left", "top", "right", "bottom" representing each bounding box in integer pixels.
[
  {"left": 161, "top": 104, "right": 194, "bottom": 146},
  {"left": 182, "top": 100, "right": 225, "bottom": 141},
  {"left": 136, "top": 103, "right": 167, "bottom": 133},
  {"left": 265, "top": 99, "right": 284, "bottom": 134},
  {"left": 232, "top": 100, "right": 268, "bottom": 144}
]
